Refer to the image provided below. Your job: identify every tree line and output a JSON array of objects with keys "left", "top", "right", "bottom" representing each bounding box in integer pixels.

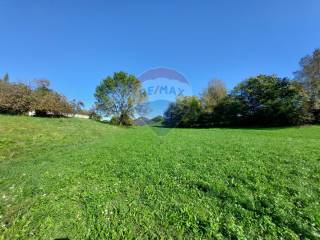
[
  {"left": 1, "top": 48, "right": 319, "bottom": 127},
  {"left": 0, "top": 78, "right": 86, "bottom": 117},
  {"left": 93, "top": 48, "right": 320, "bottom": 127},
  {"left": 163, "top": 49, "right": 320, "bottom": 127}
]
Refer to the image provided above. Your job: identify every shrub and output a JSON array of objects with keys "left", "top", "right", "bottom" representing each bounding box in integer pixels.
[
  {"left": 88, "top": 109, "right": 102, "bottom": 121},
  {"left": 32, "top": 91, "right": 72, "bottom": 117},
  {"left": 30, "top": 79, "right": 73, "bottom": 117},
  {"left": 0, "top": 81, "right": 33, "bottom": 114},
  {"left": 109, "top": 113, "right": 133, "bottom": 126}
]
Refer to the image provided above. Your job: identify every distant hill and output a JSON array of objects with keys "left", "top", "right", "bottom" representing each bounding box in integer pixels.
[
  {"left": 134, "top": 115, "right": 164, "bottom": 126},
  {"left": 134, "top": 117, "right": 151, "bottom": 126}
]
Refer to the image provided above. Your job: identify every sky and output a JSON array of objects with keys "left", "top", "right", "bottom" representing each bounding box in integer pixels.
[{"left": 1, "top": 0, "right": 320, "bottom": 109}]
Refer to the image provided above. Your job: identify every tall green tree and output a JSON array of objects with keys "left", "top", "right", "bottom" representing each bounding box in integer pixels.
[
  {"left": 94, "top": 72, "right": 147, "bottom": 125},
  {"left": 231, "top": 75, "right": 311, "bottom": 125},
  {"left": 294, "top": 48, "right": 320, "bottom": 122}
]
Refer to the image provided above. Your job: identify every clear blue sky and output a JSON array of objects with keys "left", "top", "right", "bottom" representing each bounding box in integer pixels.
[{"left": 1, "top": 0, "right": 320, "bottom": 108}]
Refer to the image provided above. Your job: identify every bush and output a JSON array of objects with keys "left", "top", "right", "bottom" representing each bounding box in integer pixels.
[
  {"left": 88, "top": 109, "right": 102, "bottom": 121},
  {"left": 30, "top": 79, "right": 73, "bottom": 117},
  {"left": 0, "top": 81, "right": 33, "bottom": 114},
  {"left": 32, "top": 91, "right": 72, "bottom": 117},
  {"left": 0, "top": 79, "right": 77, "bottom": 117},
  {"left": 110, "top": 114, "right": 133, "bottom": 126}
]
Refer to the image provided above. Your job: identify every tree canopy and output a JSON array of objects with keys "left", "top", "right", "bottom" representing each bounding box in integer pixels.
[
  {"left": 94, "top": 71, "right": 147, "bottom": 125},
  {"left": 0, "top": 78, "right": 77, "bottom": 117},
  {"left": 164, "top": 74, "right": 312, "bottom": 127},
  {"left": 231, "top": 75, "right": 311, "bottom": 126},
  {"left": 0, "top": 81, "right": 33, "bottom": 114},
  {"left": 294, "top": 48, "right": 320, "bottom": 122},
  {"left": 201, "top": 79, "right": 227, "bottom": 113},
  {"left": 164, "top": 96, "right": 202, "bottom": 127}
]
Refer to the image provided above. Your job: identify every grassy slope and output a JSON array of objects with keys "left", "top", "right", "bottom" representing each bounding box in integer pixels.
[{"left": 0, "top": 115, "right": 319, "bottom": 239}]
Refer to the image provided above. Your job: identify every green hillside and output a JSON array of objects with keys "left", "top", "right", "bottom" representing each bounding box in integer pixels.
[{"left": 0, "top": 115, "right": 319, "bottom": 239}]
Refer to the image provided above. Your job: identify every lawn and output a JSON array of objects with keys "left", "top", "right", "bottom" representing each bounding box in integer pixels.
[{"left": 0, "top": 115, "right": 319, "bottom": 239}]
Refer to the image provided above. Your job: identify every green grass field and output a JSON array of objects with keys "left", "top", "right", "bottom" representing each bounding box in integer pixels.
[{"left": 0, "top": 115, "right": 319, "bottom": 239}]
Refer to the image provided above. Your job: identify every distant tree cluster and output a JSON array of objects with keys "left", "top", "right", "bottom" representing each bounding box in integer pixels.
[
  {"left": 164, "top": 49, "right": 320, "bottom": 127},
  {"left": 0, "top": 76, "right": 82, "bottom": 117}
]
